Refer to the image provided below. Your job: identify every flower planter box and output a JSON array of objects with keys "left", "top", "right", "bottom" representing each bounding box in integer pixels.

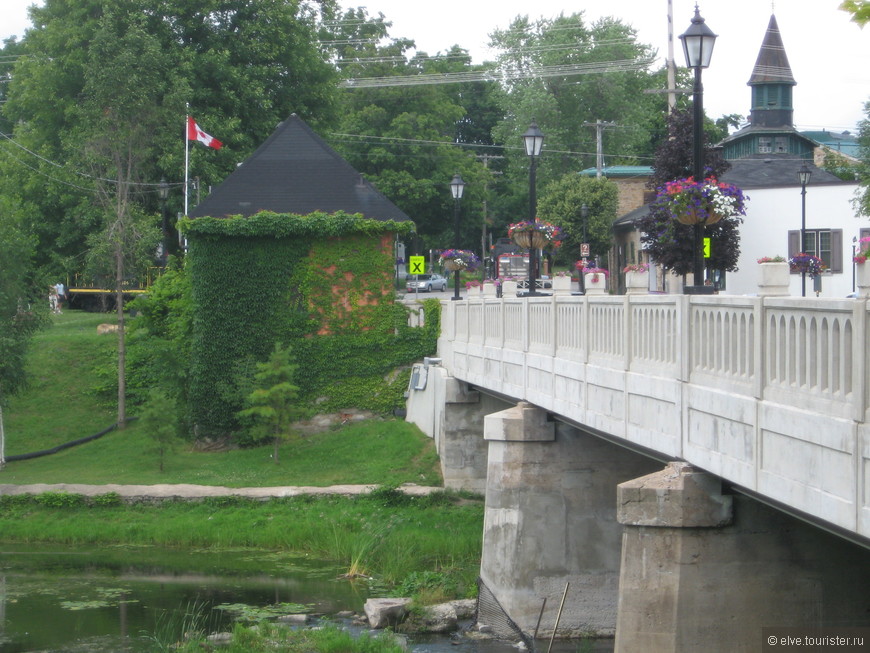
[
  {"left": 857, "top": 263, "right": 870, "bottom": 297},
  {"left": 584, "top": 273, "right": 607, "bottom": 295},
  {"left": 757, "top": 262, "right": 790, "bottom": 296},
  {"left": 552, "top": 275, "right": 572, "bottom": 295},
  {"left": 502, "top": 280, "right": 519, "bottom": 297},
  {"left": 482, "top": 282, "right": 499, "bottom": 297},
  {"left": 625, "top": 271, "right": 649, "bottom": 294}
]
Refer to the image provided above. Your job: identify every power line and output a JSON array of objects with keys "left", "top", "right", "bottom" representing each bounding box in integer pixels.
[{"left": 340, "top": 58, "right": 653, "bottom": 88}]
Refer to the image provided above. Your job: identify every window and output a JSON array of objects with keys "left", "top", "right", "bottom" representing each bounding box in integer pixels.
[
  {"left": 788, "top": 229, "right": 843, "bottom": 273},
  {"left": 774, "top": 137, "right": 788, "bottom": 153},
  {"left": 758, "top": 137, "right": 772, "bottom": 153}
]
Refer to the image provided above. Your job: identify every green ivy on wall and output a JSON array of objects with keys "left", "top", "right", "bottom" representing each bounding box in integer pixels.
[{"left": 176, "top": 211, "right": 431, "bottom": 439}]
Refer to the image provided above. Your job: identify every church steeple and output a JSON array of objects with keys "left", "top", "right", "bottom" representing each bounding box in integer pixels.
[{"left": 748, "top": 14, "right": 796, "bottom": 128}]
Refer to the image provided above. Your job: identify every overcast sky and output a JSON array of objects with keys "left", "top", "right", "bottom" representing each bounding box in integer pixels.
[{"left": 2, "top": 0, "right": 867, "bottom": 132}]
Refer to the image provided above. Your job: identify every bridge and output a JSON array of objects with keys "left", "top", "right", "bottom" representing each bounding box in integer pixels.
[{"left": 405, "top": 292, "right": 870, "bottom": 651}]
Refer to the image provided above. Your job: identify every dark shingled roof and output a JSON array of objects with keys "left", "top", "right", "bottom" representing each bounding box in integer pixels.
[
  {"left": 719, "top": 156, "right": 844, "bottom": 189},
  {"left": 190, "top": 114, "right": 410, "bottom": 222},
  {"left": 748, "top": 15, "right": 796, "bottom": 86}
]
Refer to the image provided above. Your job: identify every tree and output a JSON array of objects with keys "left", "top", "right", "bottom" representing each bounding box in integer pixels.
[
  {"left": 635, "top": 108, "right": 741, "bottom": 277},
  {"left": 537, "top": 175, "right": 619, "bottom": 266},
  {"left": 0, "top": 204, "right": 48, "bottom": 468},
  {"left": 237, "top": 343, "right": 301, "bottom": 464},
  {"left": 840, "top": 0, "right": 870, "bottom": 27},
  {"left": 486, "top": 13, "right": 670, "bottom": 240},
  {"left": 853, "top": 100, "right": 870, "bottom": 217},
  {"left": 1, "top": 0, "right": 340, "bottom": 282},
  {"left": 324, "top": 8, "right": 494, "bottom": 253},
  {"left": 138, "top": 388, "right": 181, "bottom": 472},
  {"left": 73, "top": 13, "right": 173, "bottom": 427}
]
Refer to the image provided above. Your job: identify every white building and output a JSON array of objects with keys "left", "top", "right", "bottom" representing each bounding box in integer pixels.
[
  {"left": 717, "top": 14, "right": 864, "bottom": 297},
  {"left": 608, "top": 14, "right": 865, "bottom": 297}
]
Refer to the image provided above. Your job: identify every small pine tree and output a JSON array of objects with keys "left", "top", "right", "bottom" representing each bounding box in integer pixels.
[
  {"left": 237, "top": 343, "right": 301, "bottom": 464},
  {"left": 138, "top": 388, "right": 181, "bottom": 472}
]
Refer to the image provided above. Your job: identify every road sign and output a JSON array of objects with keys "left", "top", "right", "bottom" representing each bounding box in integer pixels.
[
  {"left": 580, "top": 243, "right": 590, "bottom": 257},
  {"left": 409, "top": 256, "right": 426, "bottom": 275},
  {"left": 703, "top": 238, "right": 711, "bottom": 259}
]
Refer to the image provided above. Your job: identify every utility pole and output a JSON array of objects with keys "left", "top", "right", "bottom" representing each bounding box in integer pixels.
[
  {"left": 583, "top": 121, "right": 616, "bottom": 177},
  {"left": 477, "top": 153, "right": 503, "bottom": 281},
  {"left": 667, "top": 0, "right": 676, "bottom": 113}
]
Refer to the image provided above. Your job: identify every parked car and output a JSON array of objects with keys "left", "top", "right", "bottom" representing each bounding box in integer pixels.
[{"left": 406, "top": 273, "right": 448, "bottom": 292}]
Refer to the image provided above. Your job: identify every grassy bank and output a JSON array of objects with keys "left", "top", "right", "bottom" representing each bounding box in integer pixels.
[
  {"left": 2, "top": 310, "right": 441, "bottom": 487},
  {"left": 0, "top": 488, "right": 483, "bottom": 595},
  {"left": 1, "top": 310, "right": 482, "bottom": 603}
]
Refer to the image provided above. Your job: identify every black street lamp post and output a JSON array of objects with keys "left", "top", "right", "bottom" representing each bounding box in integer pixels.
[
  {"left": 450, "top": 173, "right": 465, "bottom": 301},
  {"left": 579, "top": 203, "right": 589, "bottom": 294},
  {"left": 679, "top": 5, "right": 717, "bottom": 295},
  {"left": 523, "top": 122, "right": 545, "bottom": 296},
  {"left": 158, "top": 178, "right": 170, "bottom": 265},
  {"left": 798, "top": 163, "right": 812, "bottom": 297}
]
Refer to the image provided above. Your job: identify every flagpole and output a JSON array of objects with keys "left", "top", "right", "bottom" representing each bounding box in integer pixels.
[{"left": 184, "top": 109, "right": 190, "bottom": 217}]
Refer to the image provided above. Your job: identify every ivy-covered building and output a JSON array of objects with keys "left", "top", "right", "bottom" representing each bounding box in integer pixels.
[{"left": 183, "top": 115, "right": 429, "bottom": 438}]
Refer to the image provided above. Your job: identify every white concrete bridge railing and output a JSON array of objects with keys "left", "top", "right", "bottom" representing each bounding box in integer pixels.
[{"left": 438, "top": 294, "right": 870, "bottom": 541}]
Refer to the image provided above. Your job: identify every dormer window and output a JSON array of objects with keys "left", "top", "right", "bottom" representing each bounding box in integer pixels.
[
  {"left": 775, "top": 137, "right": 788, "bottom": 153},
  {"left": 758, "top": 137, "right": 772, "bottom": 153}
]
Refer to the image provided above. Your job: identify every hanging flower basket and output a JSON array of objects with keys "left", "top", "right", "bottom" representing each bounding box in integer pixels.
[
  {"left": 438, "top": 249, "right": 480, "bottom": 272},
  {"left": 788, "top": 252, "right": 824, "bottom": 277},
  {"left": 654, "top": 177, "right": 747, "bottom": 226},
  {"left": 508, "top": 219, "right": 563, "bottom": 250}
]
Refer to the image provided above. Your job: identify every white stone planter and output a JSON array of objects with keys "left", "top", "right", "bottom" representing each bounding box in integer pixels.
[
  {"left": 552, "top": 275, "right": 572, "bottom": 295},
  {"left": 625, "top": 271, "right": 649, "bottom": 295},
  {"left": 584, "top": 273, "right": 607, "bottom": 295},
  {"left": 757, "top": 262, "right": 790, "bottom": 296},
  {"left": 502, "top": 280, "right": 519, "bottom": 297},
  {"left": 482, "top": 282, "right": 498, "bottom": 297},
  {"left": 856, "top": 263, "right": 870, "bottom": 297}
]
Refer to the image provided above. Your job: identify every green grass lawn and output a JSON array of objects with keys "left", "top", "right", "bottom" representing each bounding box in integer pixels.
[{"left": 2, "top": 310, "right": 442, "bottom": 487}]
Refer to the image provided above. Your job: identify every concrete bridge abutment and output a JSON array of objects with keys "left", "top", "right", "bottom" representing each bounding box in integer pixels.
[
  {"left": 478, "top": 402, "right": 660, "bottom": 639},
  {"left": 614, "top": 462, "right": 870, "bottom": 652}
]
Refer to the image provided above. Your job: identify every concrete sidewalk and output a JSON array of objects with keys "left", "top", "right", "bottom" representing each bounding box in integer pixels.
[{"left": 0, "top": 482, "right": 441, "bottom": 501}]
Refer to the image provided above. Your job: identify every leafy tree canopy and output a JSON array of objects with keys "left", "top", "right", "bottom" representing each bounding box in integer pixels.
[
  {"left": 0, "top": 0, "right": 341, "bottom": 278},
  {"left": 537, "top": 174, "right": 618, "bottom": 265},
  {"left": 486, "top": 12, "right": 670, "bottom": 242}
]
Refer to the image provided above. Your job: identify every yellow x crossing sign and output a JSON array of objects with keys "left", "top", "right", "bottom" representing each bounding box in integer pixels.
[{"left": 409, "top": 256, "right": 426, "bottom": 275}]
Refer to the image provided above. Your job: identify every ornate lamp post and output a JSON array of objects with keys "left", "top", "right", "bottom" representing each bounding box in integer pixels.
[
  {"left": 449, "top": 173, "right": 466, "bottom": 301},
  {"left": 579, "top": 203, "right": 589, "bottom": 294},
  {"left": 158, "top": 178, "right": 170, "bottom": 265},
  {"left": 522, "top": 121, "right": 545, "bottom": 296},
  {"left": 798, "top": 163, "right": 812, "bottom": 297},
  {"left": 679, "top": 5, "right": 717, "bottom": 294}
]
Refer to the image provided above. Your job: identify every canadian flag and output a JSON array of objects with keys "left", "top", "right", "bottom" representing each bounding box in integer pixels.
[{"left": 187, "top": 116, "right": 223, "bottom": 150}]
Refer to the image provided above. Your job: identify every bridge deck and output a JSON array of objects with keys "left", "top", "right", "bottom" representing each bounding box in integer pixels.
[{"left": 438, "top": 293, "right": 870, "bottom": 542}]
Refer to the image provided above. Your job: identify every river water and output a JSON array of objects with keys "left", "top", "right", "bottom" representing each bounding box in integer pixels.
[{"left": 0, "top": 545, "right": 612, "bottom": 653}]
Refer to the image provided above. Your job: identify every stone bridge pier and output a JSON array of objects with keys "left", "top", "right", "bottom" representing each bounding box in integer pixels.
[
  {"left": 615, "top": 462, "right": 870, "bottom": 652},
  {"left": 406, "top": 369, "right": 870, "bottom": 648},
  {"left": 479, "top": 402, "right": 659, "bottom": 638}
]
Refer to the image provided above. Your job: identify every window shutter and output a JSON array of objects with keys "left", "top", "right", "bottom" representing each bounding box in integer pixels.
[
  {"left": 788, "top": 229, "right": 800, "bottom": 255},
  {"left": 830, "top": 230, "right": 843, "bottom": 273}
]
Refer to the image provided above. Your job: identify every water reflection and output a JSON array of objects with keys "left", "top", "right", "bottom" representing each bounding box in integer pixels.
[{"left": 0, "top": 545, "right": 611, "bottom": 653}]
